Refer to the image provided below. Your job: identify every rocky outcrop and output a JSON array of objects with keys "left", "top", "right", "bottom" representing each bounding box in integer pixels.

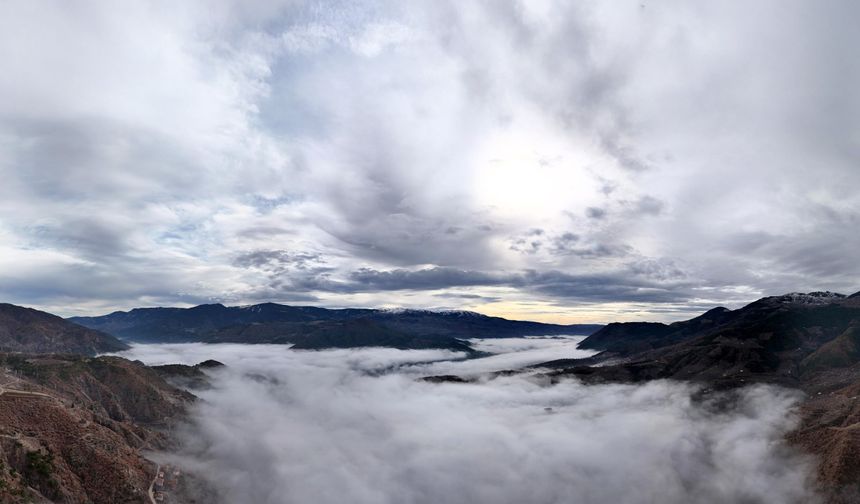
[{"left": 153, "top": 360, "right": 224, "bottom": 390}]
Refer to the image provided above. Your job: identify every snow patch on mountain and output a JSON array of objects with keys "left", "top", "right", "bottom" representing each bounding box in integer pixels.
[{"left": 774, "top": 291, "right": 846, "bottom": 305}]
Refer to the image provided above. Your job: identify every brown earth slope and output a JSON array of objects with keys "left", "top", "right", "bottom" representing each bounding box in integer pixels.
[
  {"left": 0, "top": 354, "right": 193, "bottom": 503},
  {"left": 0, "top": 304, "right": 128, "bottom": 355}
]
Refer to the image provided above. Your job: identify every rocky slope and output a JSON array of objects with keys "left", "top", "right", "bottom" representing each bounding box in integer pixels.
[
  {"left": 0, "top": 304, "right": 128, "bottom": 355},
  {"left": 0, "top": 354, "right": 193, "bottom": 503}
]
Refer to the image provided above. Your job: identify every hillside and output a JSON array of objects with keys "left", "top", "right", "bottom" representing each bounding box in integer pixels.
[
  {"left": 529, "top": 291, "right": 860, "bottom": 501},
  {"left": 566, "top": 291, "right": 860, "bottom": 385},
  {"left": 0, "top": 353, "right": 194, "bottom": 503},
  {"left": 0, "top": 304, "right": 128, "bottom": 355}
]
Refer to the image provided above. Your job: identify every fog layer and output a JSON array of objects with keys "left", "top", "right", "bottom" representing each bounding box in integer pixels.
[{"left": 119, "top": 342, "right": 820, "bottom": 504}]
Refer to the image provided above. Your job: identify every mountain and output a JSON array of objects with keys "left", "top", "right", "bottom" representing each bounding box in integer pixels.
[
  {"left": 69, "top": 303, "right": 602, "bottom": 350},
  {"left": 529, "top": 290, "right": 860, "bottom": 501},
  {"left": 0, "top": 352, "right": 193, "bottom": 503},
  {"left": 152, "top": 359, "right": 224, "bottom": 390},
  {"left": 368, "top": 309, "right": 602, "bottom": 339},
  {"left": 577, "top": 321, "right": 675, "bottom": 354},
  {"left": 0, "top": 303, "right": 128, "bottom": 355},
  {"left": 567, "top": 291, "right": 860, "bottom": 385},
  {"left": 207, "top": 318, "right": 478, "bottom": 353}
]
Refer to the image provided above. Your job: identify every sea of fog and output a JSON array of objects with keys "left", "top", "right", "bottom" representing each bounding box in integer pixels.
[{"left": 115, "top": 336, "right": 820, "bottom": 504}]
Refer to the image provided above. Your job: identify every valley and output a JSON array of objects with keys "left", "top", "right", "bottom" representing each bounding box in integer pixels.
[{"left": 3, "top": 292, "right": 860, "bottom": 502}]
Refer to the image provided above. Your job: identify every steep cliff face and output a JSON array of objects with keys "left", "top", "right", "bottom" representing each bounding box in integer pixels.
[
  {"left": 0, "top": 354, "right": 193, "bottom": 503},
  {"left": 0, "top": 304, "right": 128, "bottom": 355}
]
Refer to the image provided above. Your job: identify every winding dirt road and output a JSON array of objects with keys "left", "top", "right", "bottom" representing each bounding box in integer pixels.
[
  {"left": 147, "top": 463, "right": 160, "bottom": 504},
  {"left": 0, "top": 376, "right": 53, "bottom": 400}
]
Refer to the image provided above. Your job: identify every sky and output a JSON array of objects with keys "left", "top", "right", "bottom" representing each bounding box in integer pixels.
[{"left": 1, "top": 0, "right": 859, "bottom": 322}]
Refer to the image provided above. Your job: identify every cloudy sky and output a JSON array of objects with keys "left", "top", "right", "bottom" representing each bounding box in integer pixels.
[{"left": 1, "top": 1, "right": 858, "bottom": 322}]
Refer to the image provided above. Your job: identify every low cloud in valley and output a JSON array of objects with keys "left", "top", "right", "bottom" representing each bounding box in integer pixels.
[{"left": 119, "top": 343, "right": 821, "bottom": 504}]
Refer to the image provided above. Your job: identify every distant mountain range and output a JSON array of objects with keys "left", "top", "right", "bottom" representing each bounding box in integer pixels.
[{"left": 69, "top": 303, "right": 602, "bottom": 351}]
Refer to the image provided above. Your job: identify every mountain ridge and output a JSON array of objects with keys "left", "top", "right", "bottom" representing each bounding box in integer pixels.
[{"left": 69, "top": 302, "right": 602, "bottom": 350}]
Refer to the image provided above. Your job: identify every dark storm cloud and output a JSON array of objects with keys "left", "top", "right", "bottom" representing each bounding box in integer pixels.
[
  {"left": 235, "top": 226, "right": 294, "bottom": 239},
  {"left": 630, "top": 196, "right": 664, "bottom": 216},
  {"left": 268, "top": 265, "right": 695, "bottom": 304},
  {"left": 599, "top": 135, "right": 653, "bottom": 172},
  {"left": 234, "top": 250, "right": 325, "bottom": 271},
  {"left": 509, "top": 228, "right": 545, "bottom": 254},
  {"left": 28, "top": 218, "right": 130, "bottom": 258},
  {"left": 627, "top": 258, "right": 687, "bottom": 282},
  {"left": 345, "top": 267, "right": 509, "bottom": 291},
  {"left": 585, "top": 207, "right": 607, "bottom": 219},
  {"left": 2, "top": 118, "right": 206, "bottom": 201},
  {"left": 518, "top": 269, "right": 691, "bottom": 303},
  {"left": 0, "top": 259, "right": 216, "bottom": 309},
  {"left": 509, "top": 230, "right": 631, "bottom": 259},
  {"left": 550, "top": 242, "right": 632, "bottom": 259},
  {"left": 432, "top": 292, "right": 500, "bottom": 302},
  {"left": 723, "top": 231, "right": 775, "bottom": 254}
]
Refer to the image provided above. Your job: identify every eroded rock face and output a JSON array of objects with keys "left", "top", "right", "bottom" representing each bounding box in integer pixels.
[{"left": 0, "top": 354, "right": 193, "bottom": 503}]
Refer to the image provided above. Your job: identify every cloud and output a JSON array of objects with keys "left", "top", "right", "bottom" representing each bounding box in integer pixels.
[
  {"left": 347, "top": 266, "right": 508, "bottom": 291},
  {"left": 630, "top": 195, "right": 665, "bottom": 216},
  {"left": 233, "top": 250, "right": 326, "bottom": 271},
  {"left": 239, "top": 264, "right": 692, "bottom": 305},
  {"left": 585, "top": 207, "right": 607, "bottom": 220},
  {"left": 1, "top": 1, "right": 859, "bottom": 320},
  {"left": 117, "top": 343, "right": 821, "bottom": 504}
]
